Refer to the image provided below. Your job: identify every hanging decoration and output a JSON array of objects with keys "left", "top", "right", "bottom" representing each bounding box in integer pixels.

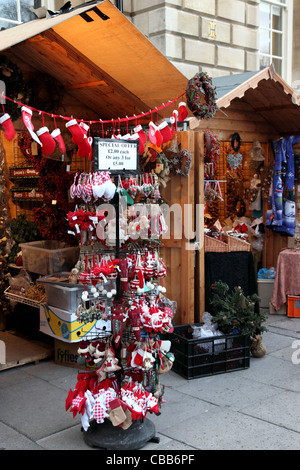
[
  {"left": 226, "top": 132, "right": 243, "bottom": 170},
  {"left": 204, "top": 130, "right": 220, "bottom": 167},
  {"left": 186, "top": 72, "right": 218, "bottom": 120}
]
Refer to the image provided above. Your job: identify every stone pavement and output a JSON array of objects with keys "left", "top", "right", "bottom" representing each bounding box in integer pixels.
[{"left": 1, "top": 313, "right": 300, "bottom": 451}]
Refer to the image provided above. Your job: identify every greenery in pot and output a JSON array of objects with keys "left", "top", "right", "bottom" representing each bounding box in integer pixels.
[{"left": 209, "top": 281, "right": 267, "bottom": 338}]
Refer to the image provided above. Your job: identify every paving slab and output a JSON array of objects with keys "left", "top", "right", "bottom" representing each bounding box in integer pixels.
[
  {"left": 173, "top": 373, "right": 283, "bottom": 411},
  {"left": 0, "top": 422, "right": 44, "bottom": 450},
  {"left": 0, "top": 376, "right": 81, "bottom": 441},
  {"left": 159, "top": 406, "right": 300, "bottom": 450}
]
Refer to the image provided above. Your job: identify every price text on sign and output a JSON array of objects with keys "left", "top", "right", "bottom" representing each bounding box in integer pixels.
[{"left": 94, "top": 138, "right": 139, "bottom": 175}]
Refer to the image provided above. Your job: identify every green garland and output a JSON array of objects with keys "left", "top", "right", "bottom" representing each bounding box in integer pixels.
[{"left": 186, "top": 72, "right": 218, "bottom": 120}]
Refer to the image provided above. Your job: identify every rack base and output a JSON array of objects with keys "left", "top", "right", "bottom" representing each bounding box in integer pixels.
[{"left": 83, "top": 418, "right": 159, "bottom": 450}]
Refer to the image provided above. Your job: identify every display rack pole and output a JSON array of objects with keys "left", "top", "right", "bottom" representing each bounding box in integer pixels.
[{"left": 83, "top": 171, "right": 160, "bottom": 450}]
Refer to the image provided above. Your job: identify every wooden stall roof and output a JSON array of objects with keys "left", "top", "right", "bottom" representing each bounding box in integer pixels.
[
  {"left": 0, "top": 0, "right": 187, "bottom": 122},
  {"left": 189, "top": 65, "right": 300, "bottom": 137}
]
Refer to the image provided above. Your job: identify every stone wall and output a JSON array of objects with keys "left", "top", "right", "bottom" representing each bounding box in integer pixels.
[{"left": 122, "top": 0, "right": 260, "bottom": 78}]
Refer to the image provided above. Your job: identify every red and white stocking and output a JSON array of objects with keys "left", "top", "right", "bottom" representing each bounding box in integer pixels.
[
  {"left": 36, "top": 127, "right": 56, "bottom": 156},
  {"left": 178, "top": 101, "right": 188, "bottom": 121},
  {"left": 65, "top": 119, "right": 85, "bottom": 144},
  {"left": 0, "top": 113, "right": 15, "bottom": 141},
  {"left": 51, "top": 128, "right": 66, "bottom": 153},
  {"left": 21, "top": 106, "right": 42, "bottom": 145},
  {"left": 158, "top": 120, "right": 173, "bottom": 143}
]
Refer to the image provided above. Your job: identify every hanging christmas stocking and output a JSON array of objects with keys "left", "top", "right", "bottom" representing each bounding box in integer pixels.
[
  {"left": 21, "top": 106, "right": 42, "bottom": 145},
  {"left": 148, "top": 121, "right": 163, "bottom": 147},
  {"left": 65, "top": 118, "right": 85, "bottom": 144},
  {"left": 0, "top": 113, "right": 15, "bottom": 141},
  {"left": 78, "top": 136, "right": 93, "bottom": 159},
  {"left": 134, "top": 124, "right": 147, "bottom": 144},
  {"left": 178, "top": 101, "right": 188, "bottom": 121},
  {"left": 36, "top": 127, "right": 56, "bottom": 156},
  {"left": 51, "top": 128, "right": 66, "bottom": 153},
  {"left": 158, "top": 120, "right": 173, "bottom": 143}
]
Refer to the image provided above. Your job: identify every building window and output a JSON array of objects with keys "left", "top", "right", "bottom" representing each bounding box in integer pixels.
[
  {"left": 259, "top": 0, "right": 290, "bottom": 78},
  {"left": 0, "top": 0, "right": 37, "bottom": 30}
]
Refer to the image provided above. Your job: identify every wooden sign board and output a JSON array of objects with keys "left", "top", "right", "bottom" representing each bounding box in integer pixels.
[
  {"left": 11, "top": 188, "right": 44, "bottom": 201},
  {"left": 9, "top": 166, "right": 40, "bottom": 179},
  {"left": 94, "top": 138, "right": 139, "bottom": 175}
]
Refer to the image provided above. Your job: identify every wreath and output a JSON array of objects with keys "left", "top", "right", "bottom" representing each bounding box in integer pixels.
[
  {"left": 231, "top": 133, "right": 241, "bottom": 152},
  {"left": 169, "top": 149, "right": 192, "bottom": 177},
  {"left": 186, "top": 72, "right": 218, "bottom": 120},
  {"left": 0, "top": 55, "right": 30, "bottom": 121}
]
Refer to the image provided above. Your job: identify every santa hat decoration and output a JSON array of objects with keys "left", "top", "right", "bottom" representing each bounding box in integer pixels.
[
  {"left": 21, "top": 106, "right": 42, "bottom": 145},
  {"left": 178, "top": 101, "right": 188, "bottom": 121},
  {"left": 0, "top": 113, "right": 15, "bottom": 141},
  {"left": 36, "top": 127, "right": 56, "bottom": 156},
  {"left": 148, "top": 121, "right": 163, "bottom": 148},
  {"left": 158, "top": 120, "right": 173, "bottom": 144},
  {"left": 51, "top": 128, "right": 66, "bottom": 153},
  {"left": 66, "top": 118, "right": 85, "bottom": 145}
]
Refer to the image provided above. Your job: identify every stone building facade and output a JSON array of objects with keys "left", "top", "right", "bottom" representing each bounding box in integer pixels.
[{"left": 1, "top": 0, "right": 299, "bottom": 87}]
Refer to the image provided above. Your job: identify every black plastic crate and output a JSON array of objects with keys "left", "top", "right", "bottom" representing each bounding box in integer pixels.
[{"left": 170, "top": 324, "right": 250, "bottom": 380}]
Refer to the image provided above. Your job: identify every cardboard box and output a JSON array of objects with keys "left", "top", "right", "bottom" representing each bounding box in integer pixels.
[
  {"left": 54, "top": 338, "right": 85, "bottom": 369},
  {"left": 39, "top": 303, "right": 98, "bottom": 342}
]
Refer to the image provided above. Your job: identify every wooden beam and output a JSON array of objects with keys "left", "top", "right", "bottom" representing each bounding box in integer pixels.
[{"left": 67, "top": 80, "right": 109, "bottom": 89}]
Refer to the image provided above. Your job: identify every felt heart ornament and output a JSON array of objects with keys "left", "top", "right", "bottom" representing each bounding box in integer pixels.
[{"left": 226, "top": 152, "right": 243, "bottom": 170}]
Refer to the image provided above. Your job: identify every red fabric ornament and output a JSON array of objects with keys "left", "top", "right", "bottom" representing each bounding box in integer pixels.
[
  {"left": 134, "top": 124, "right": 147, "bottom": 144},
  {"left": 128, "top": 304, "right": 142, "bottom": 341},
  {"left": 36, "top": 127, "right": 56, "bottom": 156},
  {"left": 111, "top": 304, "right": 124, "bottom": 348},
  {"left": 148, "top": 121, "right": 163, "bottom": 147},
  {"left": 178, "top": 101, "right": 188, "bottom": 121},
  {"left": 21, "top": 106, "right": 41, "bottom": 145},
  {"left": 158, "top": 120, "right": 173, "bottom": 143},
  {"left": 0, "top": 113, "right": 15, "bottom": 141},
  {"left": 51, "top": 128, "right": 66, "bottom": 153},
  {"left": 66, "top": 119, "right": 85, "bottom": 144}
]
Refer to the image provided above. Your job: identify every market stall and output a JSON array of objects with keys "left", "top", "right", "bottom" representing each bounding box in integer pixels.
[
  {"left": 0, "top": 0, "right": 211, "bottom": 448},
  {"left": 189, "top": 65, "right": 300, "bottom": 313},
  {"left": 1, "top": 0, "right": 198, "bottom": 372}
]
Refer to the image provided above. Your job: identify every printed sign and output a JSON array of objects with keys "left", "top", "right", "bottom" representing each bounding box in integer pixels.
[{"left": 94, "top": 138, "right": 139, "bottom": 175}]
